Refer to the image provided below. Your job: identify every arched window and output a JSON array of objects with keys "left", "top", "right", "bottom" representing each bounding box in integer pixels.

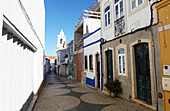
[
  {"left": 105, "top": 6, "right": 110, "bottom": 27},
  {"left": 118, "top": 48, "right": 126, "bottom": 75}
]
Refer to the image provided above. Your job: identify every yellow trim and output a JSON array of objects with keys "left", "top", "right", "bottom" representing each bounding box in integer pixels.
[{"left": 155, "top": 0, "right": 170, "bottom": 9}]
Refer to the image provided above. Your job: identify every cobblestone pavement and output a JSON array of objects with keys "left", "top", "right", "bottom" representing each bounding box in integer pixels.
[{"left": 33, "top": 72, "right": 153, "bottom": 111}]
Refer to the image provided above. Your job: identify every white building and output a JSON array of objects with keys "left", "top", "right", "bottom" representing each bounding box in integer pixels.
[
  {"left": 56, "top": 29, "right": 68, "bottom": 76},
  {"left": 57, "top": 29, "right": 66, "bottom": 52},
  {"left": 99, "top": 0, "right": 163, "bottom": 110},
  {"left": 0, "top": 0, "right": 45, "bottom": 111},
  {"left": 74, "top": 0, "right": 101, "bottom": 82},
  {"left": 83, "top": 27, "right": 101, "bottom": 88}
]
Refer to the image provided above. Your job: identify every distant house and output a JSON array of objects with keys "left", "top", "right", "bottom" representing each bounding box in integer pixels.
[
  {"left": 45, "top": 58, "right": 51, "bottom": 73},
  {"left": 67, "top": 40, "right": 74, "bottom": 78},
  {"left": 57, "top": 48, "right": 69, "bottom": 76},
  {"left": 45, "top": 56, "right": 57, "bottom": 72},
  {"left": 56, "top": 29, "right": 69, "bottom": 76}
]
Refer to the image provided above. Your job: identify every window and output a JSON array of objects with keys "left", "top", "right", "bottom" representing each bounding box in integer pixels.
[
  {"left": 105, "top": 6, "right": 110, "bottom": 27},
  {"left": 115, "top": 0, "right": 124, "bottom": 20},
  {"left": 131, "top": 0, "right": 144, "bottom": 9},
  {"left": 60, "top": 39, "right": 62, "bottom": 44},
  {"left": 118, "top": 48, "right": 126, "bottom": 75},
  {"left": 85, "top": 56, "right": 88, "bottom": 70},
  {"left": 89, "top": 55, "right": 93, "bottom": 70}
]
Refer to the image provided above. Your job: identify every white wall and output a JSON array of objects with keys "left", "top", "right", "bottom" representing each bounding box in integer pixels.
[
  {"left": 83, "top": 18, "right": 101, "bottom": 35},
  {"left": 125, "top": 0, "right": 151, "bottom": 32},
  {"left": 100, "top": 0, "right": 157, "bottom": 40},
  {"left": 100, "top": 0, "right": 115, "bottom": 41},
  {"left": 84, "top": 29, "right": 101, "bottom": 80},
  {"left": 0, "top": 0, "right": 45, "bottom": 110}
]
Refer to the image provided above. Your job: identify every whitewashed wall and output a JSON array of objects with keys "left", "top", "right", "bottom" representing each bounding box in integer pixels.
[
  {"left": 100, "top": 0, "right": 115, "bottom": 41},
  {"left": 125, "top": 0, "right": 150, "bottom": 32},
  {"left": 0, "top": 0, "right": 45, "bottom": 110},
  {"left": 84, "top": 29, "right": 101, "bottom": 80},
  {"left": 83, "top": 18, "right": 101, "bottom": 35},
  {"left": 99, "top": 0, "right": 157, "bottom": 40}
]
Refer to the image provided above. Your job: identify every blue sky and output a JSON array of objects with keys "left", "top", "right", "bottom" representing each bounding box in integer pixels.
[{"left": 44, "top": 0, "right": 94, "bottom": 56}]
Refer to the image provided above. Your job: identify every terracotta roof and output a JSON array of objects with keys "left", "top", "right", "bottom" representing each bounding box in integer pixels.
[{"left": 46, "top": 56, "right": 56, "bottom": 60}]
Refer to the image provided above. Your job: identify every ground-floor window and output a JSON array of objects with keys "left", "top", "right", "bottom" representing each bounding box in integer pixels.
[
  {"left": 85, "top": 56, "right": 88, "bottom": 70},
  {"left": 89, "top": 55, "right": 93, "bottom": 71},
  {"left": 118, "top": 48, "right": 126, "bottom": 76}
]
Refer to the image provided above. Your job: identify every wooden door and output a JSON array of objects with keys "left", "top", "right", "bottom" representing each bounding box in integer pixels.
[
  {"left": 106, "top": 50, "right": 113, "bottom": 82},
  {"left": 135, "top": 43, "right": 152, "bottom": 104},
  {"left": 96, "top": 54, "right": 100, "bottom": 88}
]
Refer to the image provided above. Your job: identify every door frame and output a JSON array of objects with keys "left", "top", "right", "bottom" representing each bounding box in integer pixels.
[
  {"left": 95, "top": 53, "right": 101, "bottom": 89},
  {"left": 103, "top": 48, "right": 115, "bottom": 84},
  {"left": 130, "top": 39, "right": 156, "bottom": 108}
]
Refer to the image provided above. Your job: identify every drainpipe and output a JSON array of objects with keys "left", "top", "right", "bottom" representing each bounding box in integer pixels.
[
  {"left": 152, "top": 41, "right": 158, "bottom": 111},
  {"left": 100, "top": 43, "right": 103, "bottom": 90},
  {"left": 150, "top": 0, "right": 162, "bottom": 111},
  {"left": 83, "top": 39, "right": 85, "bottom": 83},
  {"left": 100, "top": 38, "right": 105, "bottom": 90}
]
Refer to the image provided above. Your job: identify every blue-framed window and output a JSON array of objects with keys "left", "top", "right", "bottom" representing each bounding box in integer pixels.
[
  {"left": 115, "top": 0, "right": 124, "bottom": 20},
  {"left": 105, "top": 6, "right": 110, "bottom": 27}
]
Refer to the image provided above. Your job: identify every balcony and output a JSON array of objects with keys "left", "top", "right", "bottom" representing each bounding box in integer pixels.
[
  {"left": 75, "top": 10, "right": 101, "bottom": 29},
  {"left": 75, "top": 38, "right": 83, "bottom": 51},
  {"left": 115, "top": 16, "right": 125, "bottom": 37},
  {"left": 75, "top": 0, "right": 100, "bottom": 29}
]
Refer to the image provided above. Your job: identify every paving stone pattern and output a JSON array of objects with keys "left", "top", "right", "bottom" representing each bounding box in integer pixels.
[{"left": 33, "top": 72, "right": 153, "bottom": 111}]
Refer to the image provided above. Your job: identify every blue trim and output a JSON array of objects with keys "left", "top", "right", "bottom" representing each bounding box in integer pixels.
[
  {"left": 86, "top": 77, "right": 95, "bottom": 87},
  {"left": 100, "top": 44, "right": 103, "bottom": 90},
  {"left": 83, "top": 40, "right": 100, "bottom": 48},
  {"left": 83, "top": 28, "right": 101, "bottom": 40}
]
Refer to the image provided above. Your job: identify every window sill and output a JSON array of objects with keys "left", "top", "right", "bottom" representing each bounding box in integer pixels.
[
  {"left": 104, "top": 24, "right": 112, "bottom": 31},
  {"left": 89, "top": 70, "right": 94, "bottom": 72},
  {"left": 117, "top": 74, "right": 128, "bottom": 79},
  {"left": 128, "top": 1, "right": 148, "bottom": 16}
]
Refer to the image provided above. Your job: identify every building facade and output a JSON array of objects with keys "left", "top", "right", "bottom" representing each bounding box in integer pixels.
[
  {"left": 67, "top": 40, "right": 74, "bottom": 78},
  {"left": 100, "top": 0, "right": 163, "bottom": 110},
  {"left": 83, "top": 27, "right": 101, "bottom": 88},
  {"left": 0, "top": 0, "right": 45, "bottom": 110},
  {"left": 45, "top": 56, "right": 57, "bottom": 72},
  {"left": 74, "top": 0, "right": 101, "bottom": 81}
]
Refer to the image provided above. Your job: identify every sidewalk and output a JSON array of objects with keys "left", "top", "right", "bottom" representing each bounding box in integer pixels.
[{"left": 33, "top": 72, "right": 153, "bottom": 111}]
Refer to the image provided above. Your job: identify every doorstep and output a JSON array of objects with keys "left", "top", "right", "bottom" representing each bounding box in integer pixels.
[{"left": 131, "top": 98, "right": 156, "bottom": 110}]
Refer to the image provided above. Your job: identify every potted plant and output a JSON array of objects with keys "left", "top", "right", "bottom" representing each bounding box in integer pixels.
[{"left": 104, "top": 79, "right": 122, "bottom": 97}]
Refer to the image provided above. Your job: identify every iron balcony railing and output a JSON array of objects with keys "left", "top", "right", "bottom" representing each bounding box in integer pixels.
[
  {"left": 75, "top": 0, "right": 100, "bottom": 29},
  {"left": 75, "top": 10, "right": 101, "bottom": 29},
  {"left": 115, "top": 16, "right": 125, "bottom": 37}
]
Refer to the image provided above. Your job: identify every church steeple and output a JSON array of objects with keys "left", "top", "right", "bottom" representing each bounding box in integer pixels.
[{"left": 57, "top": 29, "right": 66, "bottom": 52}]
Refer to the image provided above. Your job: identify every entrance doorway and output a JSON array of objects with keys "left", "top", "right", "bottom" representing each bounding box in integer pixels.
[
  {"left": 106, "top": 50, "right": 113, "bottom": 81},
  {"left": 135, "top": 43, "right": 152, "bottom": 104},
  {"left": 96, "top": 54, "right": 100, "bottom": 88}
]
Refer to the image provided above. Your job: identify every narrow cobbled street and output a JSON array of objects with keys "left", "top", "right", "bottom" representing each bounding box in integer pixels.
[{"left": 33, "top": 72, "right": 153, "bottom": 111}]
